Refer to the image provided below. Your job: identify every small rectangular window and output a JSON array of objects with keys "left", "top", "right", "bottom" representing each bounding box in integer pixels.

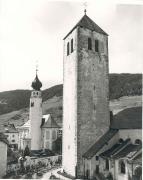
[
  {"left": 95, "top": 40, "right": 99, "bottom": 52},
  {"left": 71, "top": 39, "right": 73, "bottom": 53},
  {"left": 88, "top": 38, "right": 92, "bottom": 50},
  {"left": 67, "top": 42, "right": 69, "bottom": 56}
]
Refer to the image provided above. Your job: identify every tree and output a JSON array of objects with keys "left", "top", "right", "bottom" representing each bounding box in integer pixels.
[{"left": 24, "top": 145, "right": 30, "bottom": 157}]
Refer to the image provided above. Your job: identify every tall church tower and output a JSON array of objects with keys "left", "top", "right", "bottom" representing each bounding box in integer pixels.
[
  {"left": 62, "top": 12, "right": 110, "bottom": 178},
  {"left": 29, "top": 70, "right": 42, "bottom": 151}
]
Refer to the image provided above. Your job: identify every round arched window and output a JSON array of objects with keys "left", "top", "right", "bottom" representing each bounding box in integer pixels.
[
  {"left": 134, "top": 166, "right": 142, "bottom": 177},
  {"left": 119, "top": 138, "right": 124, "bottom": 143},
  {"left": 119, "top": 160, "right": 126, "bottom": 174},
  {"left": 135, "top": 139, "right": 142, "bottom": 145}
]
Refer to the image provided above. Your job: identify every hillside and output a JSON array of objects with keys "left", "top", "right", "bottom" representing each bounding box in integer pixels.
[
  {"left": 0, "top": 74, "right": 142, "bottom": 115},
  {"left": 109, "top": 74, "right": 142, "bottom": 99},
  {"left": 0, "top": 85, "right": 63, "bottom": 115},
  {"left": 0, "top": 73, "right": 142, "bottom": 126},
  {"left": 0, "top": 95, "right": 141, "bottom": 127}
]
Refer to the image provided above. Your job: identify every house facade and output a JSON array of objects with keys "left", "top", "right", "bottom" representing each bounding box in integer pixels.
[
  {"left": 0, "top": 124, "right": 18, "bottom": 150},
  {"left": 0, "top": 133, "right": 8, "bottom": 178}
]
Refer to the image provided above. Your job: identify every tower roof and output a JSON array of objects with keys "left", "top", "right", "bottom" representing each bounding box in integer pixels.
[
  {"left": 63, "top": 14, "right": 108, "bottom": 40},
  {"left": 31, "top": 74, "right": 42, "bottom": 91}
]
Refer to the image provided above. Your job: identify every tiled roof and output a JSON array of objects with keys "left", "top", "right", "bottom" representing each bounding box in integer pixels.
[
  {"left": 0, "top": 124, "right": 18, "bottom": 133},
  {"left": 0, "top": 133, "right": 9, "bottom": 145},
  {"left": 19, "top": 114, "right": 60, "bottom": 129},
  {"left": 41, "top": 115, "right": 60, "bottom": 128},
  {"left": 111, "top": 107, "right": 142, "bottom": 129},
  {"left": 63, "top": 14, "right": 108, "bottom": 40},
  {"left": 83, "top": 129, "right": 118, "bottom": 159},
  {"left": 100, "top": 138, "right": 130, "bottom": 158},
  {"left": 131, "top": 153, "right": 142, "bottom": 164},
  {"left": 19, "top": 120, "right": 30, "bottom": 129},
  {"left": 112, "top": 144, "right": 142, "bottom": 159}
]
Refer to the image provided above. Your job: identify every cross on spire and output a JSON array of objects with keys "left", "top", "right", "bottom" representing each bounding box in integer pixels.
[
  {"left": 36, "top": 60, "right": 39, "bottom": 75},
  {"left": 83, "top": 2, "right": 87, "bottom": 15}
]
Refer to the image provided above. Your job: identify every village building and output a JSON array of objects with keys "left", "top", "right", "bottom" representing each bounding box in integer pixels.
[
  {"left": 0, "top": 133, "right": 9, "bottom": 178},
  {"left": 0, "top": 123, "right": 18, "bottom": 150},
  {"left": 83, "top": 107, "right": 142, "bottom": 180}
]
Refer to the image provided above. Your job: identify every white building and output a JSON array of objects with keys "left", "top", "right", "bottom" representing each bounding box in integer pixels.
[
  {"left": 0, "top": 124, "right": 18, "bottom": 150},
  {"left": 17, "top": 120, "right": 31, "bottom": 150},
  {"left": 0, "top": 133, "right": 8, "bottom": 178},
  {"left": 41, "top": 114, "right": 60, "bottom": 150},
  {"left": 18, "top": 114, "right": 60, "bottom": 151}
]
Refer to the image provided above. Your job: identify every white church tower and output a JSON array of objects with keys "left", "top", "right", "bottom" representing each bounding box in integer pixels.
[
  {"left": 29, "top": 70, "right": 42, "bottom": 151},
  {"left": 62, "top": 11, "right": 110, "bottom": 178}
]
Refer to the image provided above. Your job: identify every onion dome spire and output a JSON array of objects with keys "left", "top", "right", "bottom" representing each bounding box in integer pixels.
[{"left": 31, "top": 67, "right": 42, "bottom": 91}]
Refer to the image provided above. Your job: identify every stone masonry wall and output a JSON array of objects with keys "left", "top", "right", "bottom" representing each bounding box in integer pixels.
[{"left": 77, "top": 27, "right": 110, "bottom": 177}]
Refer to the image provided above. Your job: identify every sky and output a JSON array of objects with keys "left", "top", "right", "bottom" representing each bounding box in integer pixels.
[{"left": 0, "top": 0, "right": 143, "bottom": 92}]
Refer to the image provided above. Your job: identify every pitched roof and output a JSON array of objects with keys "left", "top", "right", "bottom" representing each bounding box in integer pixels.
[
  {"left": 83, "top": 129, "right": 118, "bottom": 159},
  {"left": 112, "top": 144, "right": 142, "bottom": 159},
  {"left": 19, "top": 114, "right": 59, "bottom": 129},
  {"left": 111, "top": 107, "right": 142, "bottom": 129},
  {"left": 100, "top": 138, "right": 131, "bottom": 158},
  {"left": 63, "top": 14, "right": 108, "bottom": 40},
  {"left": 0, "top": 124, "right": 18, "bottom": 133},
  {"left": 131, "top": 153, "right": 142, "bottom": 164},
  {"left": 0, "top": 133, "right": 9, "bottom": 145},
  {"left": 41, "top": 115, "right": 59, "bottom": 128},
  {"left": 19, "top": 120, "right": 30, "bottom": 129}
]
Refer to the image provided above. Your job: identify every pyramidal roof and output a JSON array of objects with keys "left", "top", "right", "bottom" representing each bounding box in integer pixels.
[{"left": 64, "top": 14, "right": 108, "bottom": 40}]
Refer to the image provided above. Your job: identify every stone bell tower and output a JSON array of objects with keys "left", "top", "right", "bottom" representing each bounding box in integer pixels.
[
  {"left": 62, "top": 12, "right": 110, "bottom": 178},
  {"left": 29, "top": 70, "right": 42, "bottom": 151}
]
